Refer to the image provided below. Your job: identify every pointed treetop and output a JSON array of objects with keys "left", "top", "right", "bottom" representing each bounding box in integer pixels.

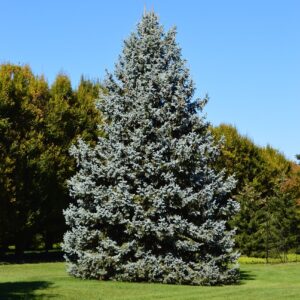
[
  {"left": 143, "top": 4, "right": 155, "bottom": 15},
  {"left": 63, "top": 11, "right": 239, "bottom": 286}
]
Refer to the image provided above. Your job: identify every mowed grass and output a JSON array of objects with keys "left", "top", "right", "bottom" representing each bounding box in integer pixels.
[{"left": 0, "top": 262, "right": 300, "bottom": 299}]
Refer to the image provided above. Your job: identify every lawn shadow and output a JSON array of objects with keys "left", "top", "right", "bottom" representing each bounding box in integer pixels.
[
  {"left": 239, "top": 269, "right": 256, "bottom": 285},
  {"left": 0, "top": 281, "right": 55, "bottom": 299}
]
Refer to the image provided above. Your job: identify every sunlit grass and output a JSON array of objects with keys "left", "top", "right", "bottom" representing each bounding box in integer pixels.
[{"left": 239, "top": 254, "right": 300, "bottom": 264}]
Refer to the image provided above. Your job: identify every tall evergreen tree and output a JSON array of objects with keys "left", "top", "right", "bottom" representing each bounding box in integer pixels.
[
  {"left": 63, "top": 12, "right": 239, "bottom": 285},
  {"left": 233, "top": 183, "right": 267, "bottom": 257},
  {"left": 235, "top": 180, "right": 300, "bottom": 259}
]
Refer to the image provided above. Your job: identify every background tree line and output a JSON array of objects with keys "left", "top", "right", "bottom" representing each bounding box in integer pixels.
[
  {"left": 0, "top": 63, "right": 299, "bottom": 258},
  {"left": 212, "top": 124, "right": 300, "bottom": 259},
  {"left": 0, "top": 64, "right": 102, "bottom": 255}
]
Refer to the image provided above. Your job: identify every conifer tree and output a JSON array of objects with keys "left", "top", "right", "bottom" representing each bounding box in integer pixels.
[
  {"left": 233, "top": 183, "right": 266, "bottom": 257},
  {"left": 63, "top": 12, "right": 239, "bottom": 285}
]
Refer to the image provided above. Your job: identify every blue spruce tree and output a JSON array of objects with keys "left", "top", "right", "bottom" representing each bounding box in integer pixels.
[{"left": 63, "top": 12, "right": 239, "bottom": 285}]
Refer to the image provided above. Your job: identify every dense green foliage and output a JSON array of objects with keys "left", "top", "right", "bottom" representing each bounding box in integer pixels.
[
  {"left": 212, "top": 124, "right": 300, "bottom": 257},
  {"left": 0, "top": 65, "right": 49, "bottom": 254},
  {"left": 212, "top": 124, "right": 290, "bottom": 194},
  {"left": 234, "top": 181, "right": 299, "bottom": 259},
  {"left": 0, "top": 64, "right": 102, "bottom": 254},
  {"left": 36, "top": 74, "right": 102, "bottom": 250},
  {"left": 1, "top": 262, "right": 300, "bottom": 299}
]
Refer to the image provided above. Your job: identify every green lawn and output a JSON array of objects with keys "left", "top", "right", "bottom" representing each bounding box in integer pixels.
[{"left": 0, "top": 262, "right": 300, "bottom": 299}]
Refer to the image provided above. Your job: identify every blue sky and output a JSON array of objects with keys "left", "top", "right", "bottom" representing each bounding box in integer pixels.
[{"left": 1, "top": 0, "right": 299, "bottom": 160}]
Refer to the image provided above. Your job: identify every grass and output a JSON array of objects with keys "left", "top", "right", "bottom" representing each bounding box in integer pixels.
[
  {"left": 239, "top": 254, "right": 300, "bottom": 264},
  {"left": 1, "top": 262, "right": 300, "bottom": 299}
]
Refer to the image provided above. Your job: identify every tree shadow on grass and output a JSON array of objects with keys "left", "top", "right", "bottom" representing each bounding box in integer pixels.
[
  {"left": 0, "top": 281, "right": 56, "bottom": 299},
  {"left": 239, "top": 269, "right": 256, "bottom": 285}
]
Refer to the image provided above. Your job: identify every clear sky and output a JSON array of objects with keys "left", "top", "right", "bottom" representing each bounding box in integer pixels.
[{"left": 1, "top": 0, "right": 299, "bottom": 160}]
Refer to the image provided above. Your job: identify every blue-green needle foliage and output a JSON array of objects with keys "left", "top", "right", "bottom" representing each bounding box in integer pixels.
[{"left": 63, "top": 12, "right": 239, "bottom": 285}]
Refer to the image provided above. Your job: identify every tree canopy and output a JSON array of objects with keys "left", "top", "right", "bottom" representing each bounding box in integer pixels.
[{"left": 0, "top": 64, "right": 102, "bottom": 254}]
